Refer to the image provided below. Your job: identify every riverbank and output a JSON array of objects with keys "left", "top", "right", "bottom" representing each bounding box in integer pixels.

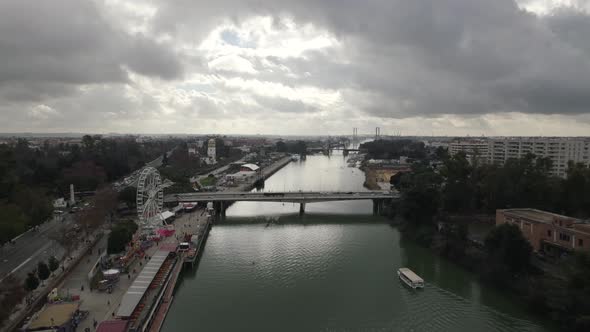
[{"left": 394, "top": 219, "right": 571, "bottom": 331}]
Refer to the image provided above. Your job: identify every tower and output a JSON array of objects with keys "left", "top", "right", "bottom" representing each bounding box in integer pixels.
[
  {"left": 207, "top": 138, "right": 216, "bottom": 163},
  {"left": 69, "top": 184, "right": 75, "bottom": 206}
]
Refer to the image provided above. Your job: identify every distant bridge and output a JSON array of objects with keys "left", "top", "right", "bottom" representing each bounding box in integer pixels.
[{"left": 165, "top": 191, "right": 398, "bottom": 217}]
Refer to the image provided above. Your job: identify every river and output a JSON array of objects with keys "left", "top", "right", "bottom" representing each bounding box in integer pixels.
[{"left": 162, "top": 153, "right": 552, "bottom": 332}]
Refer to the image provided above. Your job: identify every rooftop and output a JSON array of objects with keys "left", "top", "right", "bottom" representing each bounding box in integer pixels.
[
  {"left": 241, "top": 163, "right": 260, "bottom": 171},
  {"left": 502, "top": 209, "right": 563, "bottom": 224},
  {"left": 116, "top": 250, "right": 169, "bottom": 317},
  {"left": 502, "top": 208, "right": 590, "bottom": 235},
  {"left": 398, "top": 268, "right": 424, "bottom": 283},
  {"left": 96, "top": 320, "right": 128, "bottom": 332}
]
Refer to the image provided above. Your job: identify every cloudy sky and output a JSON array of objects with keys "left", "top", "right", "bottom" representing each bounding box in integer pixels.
[{"left": 1, "top": 0, "right": 590, "bottom": 136}]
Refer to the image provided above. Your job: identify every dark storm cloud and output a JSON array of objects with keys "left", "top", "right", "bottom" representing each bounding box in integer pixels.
[
  {"left": 0, "top": 0, "right": 182, "bottom": 90},
  {"left": 155, "top": 0, "right": 590, "bottom": 117}
]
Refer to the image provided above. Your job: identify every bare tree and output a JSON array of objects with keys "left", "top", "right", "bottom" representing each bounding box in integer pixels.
[
  {"left": 76, "top": 187, "right": 118, "bottom": 235},
  {"left": 49, "top": 225, "right": 75, "bottom": 258}
]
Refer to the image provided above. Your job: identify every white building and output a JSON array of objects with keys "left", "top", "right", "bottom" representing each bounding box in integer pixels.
[
  {"left": 53, "top": 198, "right": 68, "bottom": 209},
  {"left": 448, "top": 139, "right": 489, "bottom": 164},
  {"left": 488, "top": 138, "right": 590, "bottom": 177},
  {"left": 206, "top": 138, "right": 216, "bottom": 164},
  {"left": 450, "top": 137, "right": 590, "bottom": 178}
]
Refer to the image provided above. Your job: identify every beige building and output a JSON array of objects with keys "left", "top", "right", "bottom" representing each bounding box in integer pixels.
[{"left": 496, "top": 208, "right": 590, "bottom": 255}]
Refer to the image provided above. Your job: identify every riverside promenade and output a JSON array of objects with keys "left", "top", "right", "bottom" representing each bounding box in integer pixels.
[{"left": 20, "top": 156, "right": 294, "bottom": 332}]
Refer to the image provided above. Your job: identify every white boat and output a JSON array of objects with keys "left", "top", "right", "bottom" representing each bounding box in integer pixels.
[{"left": 397, "top": 268, "right": 424, "bottom": 289}]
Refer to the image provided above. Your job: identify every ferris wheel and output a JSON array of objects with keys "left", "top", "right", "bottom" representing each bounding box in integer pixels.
[{"left": 136, "top": 167, "right": 163, "bottom": 225}]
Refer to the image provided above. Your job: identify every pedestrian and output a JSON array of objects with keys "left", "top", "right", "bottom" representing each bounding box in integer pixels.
[
  {"left": 81, "top": 284, "right": 84, "bottom": 291},
  {"left": 93, "top": 319, "right": 97, "bottom": 328},
  {"left": 107, "top": 300, "right": 110, "bottom": 306}
]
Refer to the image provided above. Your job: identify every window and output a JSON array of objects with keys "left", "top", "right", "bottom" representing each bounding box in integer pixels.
[
  {"left": 579, "top": 239, "right": 584, "bottom": 247},
  {"left": 547, "top": 230, "right": 552, "bottom": 237},
  {"left": 559, "top": 233, "right": 571, "bottom": 242}
]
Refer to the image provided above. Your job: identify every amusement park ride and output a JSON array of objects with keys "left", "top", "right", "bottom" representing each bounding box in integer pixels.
[{"left": 136, "top": 167, "right": 164, "bottom": 227}]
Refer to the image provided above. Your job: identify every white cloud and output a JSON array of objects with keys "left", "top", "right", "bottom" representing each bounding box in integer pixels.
[
  {"left": 29, "top": 104, "right": 60, "bottom": 120},
  {"left": 208, "top": 55, "right": 258, "bottom": 74}
]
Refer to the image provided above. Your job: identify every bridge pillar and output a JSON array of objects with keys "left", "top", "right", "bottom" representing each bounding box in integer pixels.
[
  {"left": 372, "top": 199, "right": 381, "bottom": 215},
  {"left": 299, "top": 202, "right": 306, "bottom": 216},
  {"left": 220, "top": 201, "right": 226, "bottom": 220}
]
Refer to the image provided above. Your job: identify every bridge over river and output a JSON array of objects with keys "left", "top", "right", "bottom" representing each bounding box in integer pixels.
[{"left": 165, "top": 191, "right": 399, "bottom": 216}]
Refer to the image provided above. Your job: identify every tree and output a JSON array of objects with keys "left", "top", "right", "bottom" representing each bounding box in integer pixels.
[
  {"left": 484, "top": 223, "right": 532, "bottom": 275},
  {"left": 0, "top": 204, "right": 28, "bottom": 244},
  {"left": 0, "top": 275, "right": 26, "bottom": 325},
  {"left": 37, "top": 261, "right": 50, "bottom": 281},
  {"left": 107, "top": 220, "right": 138, "bottom": 254},
  {"left": 25, "top": 272, "right": 39, "bottom": 291},
  {"left": 118, "top": 186, "right": 137, "bottom": 207},
  {"left": 82, "top": 134, "right": 95, "bottom": 151},
  {"left": 439, "top": 152, "right": 475, "bottom": 213},
  {"left": 48, "top": 256, "right": 59, "bottom": 272},
  {"left": 398, "top": 163, "right": 442, "bottom": 227},
  {"left": 162, "top": 152, "right": 169, "bottom": 166},
  {"left": 49, "top": 226, "right": 75, "bottom": 257},
  {"left": 275, "top": 141, "right": 287, "bottom": 152}
]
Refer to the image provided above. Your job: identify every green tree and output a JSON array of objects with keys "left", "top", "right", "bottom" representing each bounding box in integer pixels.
[
  {"left": 0, "top": 204, "right": 28, "bottom": 244},
  {"left": 440, "top": 152, "right": 475, "bottom": 213},
  {"left": 484, "top": 223, "right": 532, "bottom": 275},
  {"left": 118, "top": 186, "right": 137, "bottom": 207},
  {"left": 275, "top": 141, "right": 287, "bottom": 152},
  {"left": 398, "top": 163, "right": 442, "bottom": 227},
  {"left": 562, "top": 162, "right": 590, "bottom": 217},
  {"left": 107, "top": 220, "right": 138, "bottom": 254},
  {"left": 25, "top": 272, "right": 39, "bottom": 291},
  {"left": 37, "top": 261, "right": 50, "bottom": 281},
  {"left": 48, "top": 256, "right": 59, "bottom": 272},
  {"left": 82, "top": 134, "right": 95, "bottom": 151}
]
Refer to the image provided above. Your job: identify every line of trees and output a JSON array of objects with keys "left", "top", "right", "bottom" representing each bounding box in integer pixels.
[
  {"left": 397, "top": 152, "right": 590, "bottom": 222},
  {"left": 275, "top": 140, "right": 307, "bottom": 154},
  {"left": 361, "top": 139, "right": 427, "bottom": 160},
  {"left": 0, "top": 136, "right": 174, "bottom": 243}
]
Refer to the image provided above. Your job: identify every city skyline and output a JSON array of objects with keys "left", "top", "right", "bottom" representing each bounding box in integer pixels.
[{"left": 2, "top": 0, "right": 590, "bottom": 135}]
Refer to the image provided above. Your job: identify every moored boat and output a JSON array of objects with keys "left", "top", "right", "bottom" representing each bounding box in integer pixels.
[{"left": 397, "top": 267, "right": 424, "bottom": 289}]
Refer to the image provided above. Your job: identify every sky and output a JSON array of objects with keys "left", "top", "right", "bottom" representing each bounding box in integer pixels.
[{"left": 1, "top": 0, "right": 590, "bottom": 136}]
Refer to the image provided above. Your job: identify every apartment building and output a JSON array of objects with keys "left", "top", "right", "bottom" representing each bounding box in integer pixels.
[
  {"left": 496, "top": 208, "right": 590, "bottom": 255},
  {"left": 448, "top": 139, "right": 489, "bottom": 164},
  {"left": 449, "top": 137, "right": 590, "bottom": 177}
]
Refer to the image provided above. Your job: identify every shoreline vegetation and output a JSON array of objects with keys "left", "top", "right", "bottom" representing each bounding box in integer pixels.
[{"left": 365, "top": 139, "right": 590, "bottom": 331}]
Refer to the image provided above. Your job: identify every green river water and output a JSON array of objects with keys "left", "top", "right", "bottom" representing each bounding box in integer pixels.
[{"left": 162, "top": 153, "right": 553, "bottom": 332}]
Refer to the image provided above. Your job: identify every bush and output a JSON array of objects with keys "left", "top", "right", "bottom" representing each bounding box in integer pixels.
[
  {"left": 37, "top": 262, "right": 50, "bottom": 281},
  {"left": 108, "top": 220, "right": 138, "bottom": 254},
  {"left": 25, "top": 272, "right": 39, "bottom": 291},
  {"left": 484, "top": 223, "right": 532, "bottom": 275},
  {"left": 48, "top": 256, "right": 59, "bottom": 272}
]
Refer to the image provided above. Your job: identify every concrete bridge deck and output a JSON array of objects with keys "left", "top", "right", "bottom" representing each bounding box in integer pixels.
[{"left": 165, "top": 191, "right": 398, "bottom": 204}]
